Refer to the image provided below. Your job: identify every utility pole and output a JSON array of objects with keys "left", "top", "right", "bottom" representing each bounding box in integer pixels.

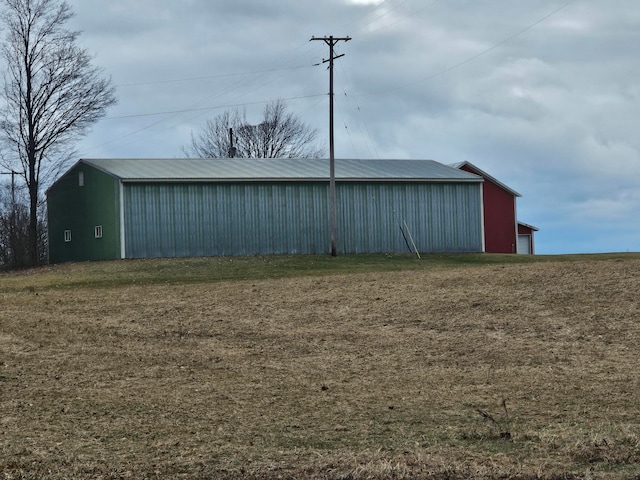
[{"left": 310, "top": 35, "right": 351, "bottom": 257}]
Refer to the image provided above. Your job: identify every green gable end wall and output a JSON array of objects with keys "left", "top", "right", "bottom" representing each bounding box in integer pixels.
[{"left": 47, "top": 165, "right": 121, "bottom": 263}]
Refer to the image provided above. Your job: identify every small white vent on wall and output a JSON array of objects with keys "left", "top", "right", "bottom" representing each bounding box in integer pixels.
[
  {"left": 64, "top": 230, "right": 72, "bottom": 242},
  {"left": 79, "top": 172, "right": 84, "bottom": 187},
  {"left": 95, "top": 225, "right": 103, "bottom": 238}
]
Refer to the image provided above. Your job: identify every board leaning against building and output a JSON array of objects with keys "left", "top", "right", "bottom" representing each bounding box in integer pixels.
[{"left": 46, "top": 158, "right": 485, "bottom": 263}]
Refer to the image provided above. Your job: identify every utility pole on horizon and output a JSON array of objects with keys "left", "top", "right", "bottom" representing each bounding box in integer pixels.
[{"left": 310, "top": 35, "right": 351, "bottom": 257}]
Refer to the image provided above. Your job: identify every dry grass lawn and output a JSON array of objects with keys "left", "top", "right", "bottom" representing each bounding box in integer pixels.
[{"left": 1, "top": 255, "right": 639, "bottom": 479}]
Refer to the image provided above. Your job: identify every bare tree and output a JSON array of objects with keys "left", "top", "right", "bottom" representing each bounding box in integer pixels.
[
  {"left": 184, "top": 99, "right": 324, "bottom": 159},
  {"left": 184, "top": 109, "right": 245, "bottom": 159},
  {"left": 0, "top": 0, "right": 116, "bottom": 266}
]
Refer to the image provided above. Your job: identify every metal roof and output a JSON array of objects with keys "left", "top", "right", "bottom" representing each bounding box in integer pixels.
[
  {"left": 449, "top": 161, "right": 521, "bottom": 197},
  {"left": 518, "top": 221, "right": 539, "bottom": 232},
  {"left": 79, "top": 158, "right": 483, "bottom": 183}
]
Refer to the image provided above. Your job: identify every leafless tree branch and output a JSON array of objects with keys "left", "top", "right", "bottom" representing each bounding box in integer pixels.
[{"left": 183, "top": 99, "right": 325, "bottom": 160}]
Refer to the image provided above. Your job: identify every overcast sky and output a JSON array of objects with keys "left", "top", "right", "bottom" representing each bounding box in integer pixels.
[{"left": 56, "top": 0, "right": 640, "bottom": 254}]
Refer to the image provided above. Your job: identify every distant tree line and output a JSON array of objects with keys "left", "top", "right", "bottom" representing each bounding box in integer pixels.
[{"left": 0, "top": 179, "right": 46, "bottom": 269}]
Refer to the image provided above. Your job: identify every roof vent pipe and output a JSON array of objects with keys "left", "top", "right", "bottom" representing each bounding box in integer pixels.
[{"left": 228, "top": 128, "right": 237, "bottom": 158}]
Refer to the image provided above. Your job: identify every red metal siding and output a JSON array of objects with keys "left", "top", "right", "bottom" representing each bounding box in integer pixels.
[
  {"left": 460, "top": 165, "right": 517, "bottom": 253},
  {"left": 518, "top": 224, "right": 534, "bottom": 235}
]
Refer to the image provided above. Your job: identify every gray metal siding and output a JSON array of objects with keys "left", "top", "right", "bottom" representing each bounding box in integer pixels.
[
  {"left": 337, "top": 183, "right": 482, "bottom": 254},
  {"left": 122, "top": 182, "right": 482, "bottom": 258}
]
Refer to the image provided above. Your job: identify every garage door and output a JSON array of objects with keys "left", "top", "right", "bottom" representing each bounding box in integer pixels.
[{"left": 517, "top": 234, "right": 531, "bottom": 254}]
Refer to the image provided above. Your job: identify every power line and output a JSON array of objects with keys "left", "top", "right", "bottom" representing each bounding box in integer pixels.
[
  {"left": 334, "top": 95, "right": 361, "bottom": 159},
  {"left": 116, "top": 64, "right": 313, "bottom": 87},
  {"left": 82, "top": 59, "right": 322, "bottom": 155},
  {"left": 356, "top": 0, "right": 578, "bottom": 97},
  {"left": 337, "top": 63, "right": 379, "bottom": 159},
  {"left": 80, "top": 94, "right": 326, "bottom": 154},
  {"left": 355, "top": 0, "right": 410, "bottom": 33},
  {"left": 95, "top": 1, "right": 421, "bottom": 151},
  {"left": 358, "top": 0, "right": 440, "bottom": 36},
  {"left": 87, "top": 37, "right": 327, "bottom": 154},
  {"left": 103, "top": 94, "right": 325, "bottom": 120}
]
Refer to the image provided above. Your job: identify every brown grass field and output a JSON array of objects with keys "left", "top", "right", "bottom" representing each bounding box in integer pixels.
[{"left": 1, "top": 254, "right": 639, "bottom": 479}]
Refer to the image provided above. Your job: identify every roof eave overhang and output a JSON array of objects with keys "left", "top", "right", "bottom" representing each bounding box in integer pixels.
[
  {"left": 451, "top": 161, "right": 521, "bottom": 197},
  {"left": 119, "top": 177, "right": 484, "bottom": 183},
  {"left": 518, "top": 221, "right": 539, "bottom": 231}
]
